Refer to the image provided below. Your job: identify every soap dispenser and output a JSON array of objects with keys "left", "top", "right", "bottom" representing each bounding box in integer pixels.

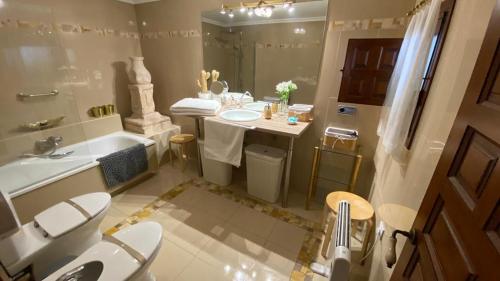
[{"left": 264, "top": 103, "right": 272, "bottom": 119}]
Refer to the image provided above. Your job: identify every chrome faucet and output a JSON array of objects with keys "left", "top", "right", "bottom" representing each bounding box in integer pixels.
[
  {"left": 21, "top": 136, "right": 73, "bottom": 159},
  {"left": 35, "top": 136, "right": 63, "bottom": 154},
  {"left": 238, "top": 91, "right": 252, "bottom": 108}
]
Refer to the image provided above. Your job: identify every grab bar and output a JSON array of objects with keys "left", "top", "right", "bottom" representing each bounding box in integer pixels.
[{"left": 17, "top": 90, "right": 59, "bottom": 98}]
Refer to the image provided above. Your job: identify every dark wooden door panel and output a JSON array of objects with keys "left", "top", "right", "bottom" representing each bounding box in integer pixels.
[
  {"left": 338, "top": 38, "right": 403, "bottom": 106},
  {"left": 478, "top": 40, "right": 500, "bottom": 108},
  {"left": 392, "top": 2, "right": 500, "bottom": 281},
  {"left": 421, "top": 196, "right": 477, "bottom": 281},
  {"left": 378, "top": 46, "right": 401, "bottom": 71}
]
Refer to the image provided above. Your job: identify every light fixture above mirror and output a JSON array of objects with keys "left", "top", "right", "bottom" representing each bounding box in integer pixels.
[{"left": 220, "top": 0, "right": 295, "bottom": 18}]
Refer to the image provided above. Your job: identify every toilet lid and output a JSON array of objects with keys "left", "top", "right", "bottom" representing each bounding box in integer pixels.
[
  {"left": 34, "top": 192, "right": 111, "bottom": 238},
  {"left": 43, "top": 221, "right": 163, "bottom": 281}
]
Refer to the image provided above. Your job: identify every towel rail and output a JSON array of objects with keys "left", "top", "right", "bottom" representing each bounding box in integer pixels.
[{"left": 17, "top": 90, "right": 59, "bottom": 98}]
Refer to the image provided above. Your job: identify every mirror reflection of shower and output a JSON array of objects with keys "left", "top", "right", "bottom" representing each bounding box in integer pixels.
[{"left": 202, "top": 0, "right": 328, "bottom": 104}]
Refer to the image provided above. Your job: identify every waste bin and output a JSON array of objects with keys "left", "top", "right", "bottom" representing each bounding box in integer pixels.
[
  {"left": 198, "top": 139, "right": 232, "bottom": 186},
  {"left": 245, "top": 144, "right": 286, "bottom": 202}
]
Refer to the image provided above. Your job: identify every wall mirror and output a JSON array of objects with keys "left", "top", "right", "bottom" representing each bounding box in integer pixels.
[{"left": 201, "top": 0, "right": 328, "bottom": 105}]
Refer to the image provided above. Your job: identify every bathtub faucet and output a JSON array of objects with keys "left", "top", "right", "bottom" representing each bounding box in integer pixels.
[
  {"left": 35, "top": 136, "right": 63, "bottom": 154},
  {"left": 21, "top": 136, "right": 73, "bottom": 159}
]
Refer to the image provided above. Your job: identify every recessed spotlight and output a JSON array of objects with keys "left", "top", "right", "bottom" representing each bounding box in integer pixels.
[
  {"left": 220, "top": 9, "right": 226, "bottom": 15},
  {"left": 288, "top": 5, "right": 295, "bottom": 12},
  {"left": 239, "top": 6, "right": 247, "bottom": 13},
  {"left": 283, "top": 2, "right": 290, "bottom": 9},
  {"left": 228, "top": 10, "right": 234, "bottom": 18},
  {"left": 248, "top": 9, "right": 254, "bottom": 16}
]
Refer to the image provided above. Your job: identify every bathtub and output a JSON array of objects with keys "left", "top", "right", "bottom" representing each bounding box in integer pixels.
[{"left": 0, "top": 131, "right": 155, "bottom": 198}]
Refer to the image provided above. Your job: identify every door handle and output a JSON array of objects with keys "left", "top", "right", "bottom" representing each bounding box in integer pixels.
[{"left": 386, "top": 229, "right": 417, "bottom": 268}]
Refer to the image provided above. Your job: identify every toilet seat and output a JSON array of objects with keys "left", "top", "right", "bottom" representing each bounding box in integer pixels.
[
  {"left": 43, "top": 221, "right": 163, "bottom": 281},
  {"left": 34, "top": 192, "right": 111, "bottom": 238}
]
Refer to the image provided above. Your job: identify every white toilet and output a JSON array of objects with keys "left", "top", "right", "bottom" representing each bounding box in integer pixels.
[
  {"left": 0, "top": 191, "right": 111, "bottom": 280},
  {"left": 43, "top": 221, "right": 163, "bottom": 281}
]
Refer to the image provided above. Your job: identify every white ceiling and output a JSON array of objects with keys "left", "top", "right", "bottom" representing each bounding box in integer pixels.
[{"left": 202, "top": 0, "right": 328, "bottom": 27}]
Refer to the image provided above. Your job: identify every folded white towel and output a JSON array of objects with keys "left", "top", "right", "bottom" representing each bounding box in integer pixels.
[
  {"left": 170, "top": 111, "right": 218, "bottom": 116},
  {"left": 170, "top": 98, "right": 221, "bottom": 111},
  {"left": 204, "top": 118, "right": 247, "bottom": 167}
]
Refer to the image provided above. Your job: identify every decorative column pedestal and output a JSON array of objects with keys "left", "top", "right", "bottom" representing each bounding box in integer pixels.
[
  {"left": 124, "top": 57, "right": 173, "bottom": 136},
  {"left": 124, "top": 83, "right": 172, "bottom": 136}
]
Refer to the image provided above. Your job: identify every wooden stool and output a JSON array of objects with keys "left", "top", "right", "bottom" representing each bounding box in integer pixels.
[
  {"left": 321, "top": 191, "right": 375, "bottom": 265},
  {"left": 168, "top": 134, "right": 195, "bottom": 171}
]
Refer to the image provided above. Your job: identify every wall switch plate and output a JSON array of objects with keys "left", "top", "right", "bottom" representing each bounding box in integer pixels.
[{"left": 376, "top": 221, "right": 385, "bottom": 240}]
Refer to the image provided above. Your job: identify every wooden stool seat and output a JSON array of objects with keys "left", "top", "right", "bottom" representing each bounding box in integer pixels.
[
  {"left": 321, "top": 191, "right": 375, "bottom": 265},
  {"left": 169, "top": 134, "right": 195, "bottom": 144},
  {"left": 168, "top": 134, "right": 195, "bottom": 171},
  {"left": 326, "top": 191, "right": 374, "bottom": 221}
]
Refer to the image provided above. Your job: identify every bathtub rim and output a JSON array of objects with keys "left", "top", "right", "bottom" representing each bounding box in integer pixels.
[{"left": 6, "top": 131, "right": 156, "bottom": 198}]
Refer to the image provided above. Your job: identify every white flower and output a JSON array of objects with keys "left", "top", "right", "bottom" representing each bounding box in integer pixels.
[
  {"left": 275, "top": 81, "right": 297, "bottom": 92},
  {"left": 275, "top": 80, "right": 298, "bottom": 101}
]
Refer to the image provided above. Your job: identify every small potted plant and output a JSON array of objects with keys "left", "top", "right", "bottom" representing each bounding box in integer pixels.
[{"left": 275, "top": 80, "right": 298, "bottom": 114}]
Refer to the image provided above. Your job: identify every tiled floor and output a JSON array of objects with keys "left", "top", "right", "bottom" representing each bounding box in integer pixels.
[{"left": 101, "top": 161, "right": 371, "bottom": 281}]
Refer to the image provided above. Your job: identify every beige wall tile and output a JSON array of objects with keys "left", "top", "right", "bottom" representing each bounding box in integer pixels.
[{"left": 0, "top": 0, "right": 141, "bottom": 141}]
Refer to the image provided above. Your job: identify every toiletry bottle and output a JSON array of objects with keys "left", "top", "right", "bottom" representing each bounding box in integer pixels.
[{"left": 264, "top": 104, "right": 272, "bottom": 119}]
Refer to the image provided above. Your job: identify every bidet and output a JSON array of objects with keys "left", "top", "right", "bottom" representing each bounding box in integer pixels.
[{"left": 0, "top": 191, "right": 111, "bottom": 280}]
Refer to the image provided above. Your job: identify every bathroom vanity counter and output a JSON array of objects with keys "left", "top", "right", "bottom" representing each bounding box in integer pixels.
[
  {"left": 188, "top": 108, "right": 312, "bottom": 208},
  {"left": 213, "top": 112, "right": 311, "bottom": 137}
]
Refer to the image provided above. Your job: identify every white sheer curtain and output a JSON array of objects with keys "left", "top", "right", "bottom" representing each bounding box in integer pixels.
[{"left": 377, "top": 0, "right": 441, "bottom": 162}]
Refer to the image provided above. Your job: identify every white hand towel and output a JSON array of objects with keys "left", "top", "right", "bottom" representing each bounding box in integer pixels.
[{"left": 204, "top": 118, "right": 247, "bottom": 167}]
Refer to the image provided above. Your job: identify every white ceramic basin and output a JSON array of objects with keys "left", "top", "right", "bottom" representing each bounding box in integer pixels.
[
  {"left": 243, "top": 102, "right": 267, "bottom": 112},
  {"left": 220, "top": 109, "right": 261, "bottom": 122}
]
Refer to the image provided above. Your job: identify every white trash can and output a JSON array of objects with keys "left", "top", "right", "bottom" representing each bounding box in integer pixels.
[
  {"left": 245, "top": 144, "right": 286, "bottom": 203},
  {"left": 198, "top": 139, "right": 232, "bottom": 186}
]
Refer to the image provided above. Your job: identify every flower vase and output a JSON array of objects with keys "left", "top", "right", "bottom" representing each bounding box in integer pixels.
[{"left": 279, "top": 98, "right": 289, "bottom": 116}]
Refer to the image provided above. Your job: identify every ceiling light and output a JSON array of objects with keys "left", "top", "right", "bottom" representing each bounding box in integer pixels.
[
  {"left": 288, "top": 5, "right": 295, "bottom": 12},
  {"left": 283, "top": 2, "right": 290, "bottom": 9},
  {"left": 239, "top": 5, "right": 247, "bottom": 13},
  {"left": 255, "top": 5, "right": 273, "bottom": 17},
  {"left": 294, "top": 27, "right": 306, "bottom": 34},
  {"left": 220, "top": 9, "right": 226, "bottom": 15},
  {"left": 228, "top": 10, "right": 234, "bottom": 18},
  {"left": 247, "top": 9, "right": 254, "bottom": 16}
]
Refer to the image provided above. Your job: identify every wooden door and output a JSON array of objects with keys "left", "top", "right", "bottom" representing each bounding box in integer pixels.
[
  {"left": 392, "top": 3, "right": 500, "bottom": 281},
  {"left": 338, "top": 38, "right": 403, "bottom": 106}
]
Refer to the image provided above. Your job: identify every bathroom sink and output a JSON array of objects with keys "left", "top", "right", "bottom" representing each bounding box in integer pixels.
[
  {"left": 220, "top": 109, "right": 261, "bottom": 122},
  {"left": 56, "top": 261, "right": 103, "bottom": 281},
  {"left": 243, "top": 102, "right": 267, "bottom": 112}
]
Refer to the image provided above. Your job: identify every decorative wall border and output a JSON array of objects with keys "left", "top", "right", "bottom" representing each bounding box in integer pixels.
[
  {"left": 332, "top": 16, "right": 409, "bottom": 31},
  {"left": 141, "top": 29, "right": 201, "bottom": 39},
  {"left": 0, "top": 18, "right": 141, "bottom": 39},
  {"left": 0, "top": 15, "right": 407, "bottom": 41}
]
